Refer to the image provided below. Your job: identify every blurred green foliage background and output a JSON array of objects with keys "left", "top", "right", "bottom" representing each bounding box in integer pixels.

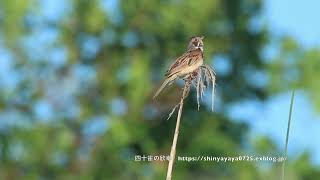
[{"left": 0, "top": 0, "right": 320, "bottom": 179}]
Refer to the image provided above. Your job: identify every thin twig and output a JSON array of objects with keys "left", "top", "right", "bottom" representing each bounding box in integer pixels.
[
  {"left": 166, "top": 81, "right": 190, "bottom": 180},
  {"left": 167, "top": 102, "right": 180, "bottom": 121},
  {"left": 281, "top": 90, "right": 295, "bottom": 180}
]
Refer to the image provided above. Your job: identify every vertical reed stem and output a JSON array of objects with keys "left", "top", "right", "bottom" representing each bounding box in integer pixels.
[
  {"left": 166, "top": 82, "right": 189, "bottom": 180},
  {"left": 281, "top": 90, "right": 295, "bottom": 180}
]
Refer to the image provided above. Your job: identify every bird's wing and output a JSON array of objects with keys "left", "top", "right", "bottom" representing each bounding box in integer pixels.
[{"left": 165, "top": 49, "right": 202, "bottom": 77}]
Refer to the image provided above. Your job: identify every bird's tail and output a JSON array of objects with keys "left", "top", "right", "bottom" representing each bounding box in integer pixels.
[{"left": 153, "top": 75, "right": 177, "bottom": 99}]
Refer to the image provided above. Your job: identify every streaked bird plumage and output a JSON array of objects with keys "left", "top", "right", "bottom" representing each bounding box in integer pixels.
[{"left": 153, "top": 36, "right": 204, "bottom": 99}]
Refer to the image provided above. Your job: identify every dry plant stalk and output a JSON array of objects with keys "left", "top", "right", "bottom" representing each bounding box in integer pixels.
[
  {"left": 166, "top": 81, "right": 191, "bottom": 180},
  {"left": 281, "top": 91, "right": 295, "bottom": 180},
  {"left": 165, "top": 65, "right": 216, "bottom": 180}
]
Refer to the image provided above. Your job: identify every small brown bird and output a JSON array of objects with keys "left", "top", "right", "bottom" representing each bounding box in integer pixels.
[{"left": 153, "top": 36, "right": 204, "bottom": 99}]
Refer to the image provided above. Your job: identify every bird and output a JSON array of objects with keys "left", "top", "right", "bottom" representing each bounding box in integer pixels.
[{"left": 153, "top": 36, "right": 204, "bottom": 99}]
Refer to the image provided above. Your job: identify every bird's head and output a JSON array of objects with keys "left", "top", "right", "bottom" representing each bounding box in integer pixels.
[{"left": 187, "top": 36, "right": 204, "bottom": 52}]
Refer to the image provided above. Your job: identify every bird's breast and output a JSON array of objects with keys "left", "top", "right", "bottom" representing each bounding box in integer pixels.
[{"left": 179, "top": 58, "right": 203, "bottom": 76}]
